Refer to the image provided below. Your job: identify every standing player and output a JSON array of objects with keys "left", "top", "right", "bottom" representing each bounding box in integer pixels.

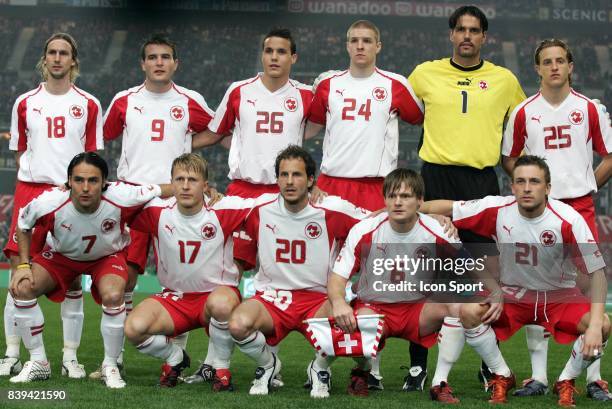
[
  {"left": 229, "top": 146, "right": 367, "bottom": 397},
  {"left": 9, "top": 153, "right": 166, "bottom": 387},
  {"left": 501, "top": 39, "right": 612, "bottom": 399},
  {"left": 306, "top": 19, "right": 424, "bottom": 388},
  {"left": 124, "top": 154, "right": 273, "bottom": 390},
  {"left": 101, "top": 33, "right": 214, "bottom": 374},
  {"left": 187, "top": 28, "right": 314, "bottom": 384},
  {"left": 407, "top": 5, "right": 526, "bottom": 391},
  {"left": 428, "top": 156, "right": 609, "bottom": 405},
  {"left": 1, "top": 33, "right": 103, "bottom": 379},
  {"left": 328, "top": 168, "right": 475, "bottom": 401}
]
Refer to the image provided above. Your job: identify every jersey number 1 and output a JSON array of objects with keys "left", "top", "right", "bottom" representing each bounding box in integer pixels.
[{"left": 460, "top": 91, "right": 468, "bottom": 114}]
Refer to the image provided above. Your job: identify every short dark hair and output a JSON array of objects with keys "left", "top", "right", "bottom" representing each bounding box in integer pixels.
[
  {"left": 449, "top": 5, "right": 488, "bottom": 33},
  {"left": 512, "top": 155, "right": 551, "bottom": 184},
  {"left": 383, "top": 168, "right": 425, "bottom": 199},
  {"left": 140, "top": 33, "right": 177, "bottom": 61},
  {"left": 66, "top": 152, "right": 109, "bottom": 187},
  {"left": 275, "top": 145, "right": 316, "bottom": 180},
  {"left": 263, "top": 28, "right": 296, "bottom": 55}
]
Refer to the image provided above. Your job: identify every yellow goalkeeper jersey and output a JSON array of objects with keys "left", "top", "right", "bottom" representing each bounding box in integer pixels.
[{"left": 408, "top": 58, "right": 526, "bottom": 169}]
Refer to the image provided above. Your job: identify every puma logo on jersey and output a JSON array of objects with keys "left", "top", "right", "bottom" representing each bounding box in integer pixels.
[
  {"left": 502, "top": 225, "right": 513, "bottom": 235},
  {"left": 61, "top": 223, "right": 73, "bottom": 232},
  {"left": 247, "top": 99, "right": 257, "bottom": 107},
  {"left": 265, "top": 224, "right": 278, "bottom": 234},
  {"left": 335, "top": 89, "right": 345, "bottom": 97},
  {"left": 164, "top": 224, "right": 176, "bottom": 235},
  {"left": 134, "top": 106, "right": 144, "bottom": 114},
  {"left": 376, "top": 244, "right": 387, "bottom": 254},
  {"left": 33, "top": 107, "right": 43, "bottom": 115},
  {"left": 531, "top": 115, "right": 541, "bottom": 123}
]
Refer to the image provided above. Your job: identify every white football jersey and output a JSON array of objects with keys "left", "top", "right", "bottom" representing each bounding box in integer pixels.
[
  {"left": 235, "top": 195, "right": 368, "bottom": 293},
  {"left": 502, "top": 90, "right": 612, "bottom": 199},
  {"left": 310, "top": 69, "right": 424, "bottom": 178},
  {"left": 209, "top": 76, "right": 313, "bottom": 184},
  {"left": 452, "top": 196, "right": 605, "bottom": 290},
  {"left": 103, "top": 83, "right": 214, "bottom": 184},
  {"left": 18, "top": 183, "right": 161, "bottom": 261},
  {"left": 131, "top": 194, "right": 275, "bottom": 293},
  {"left": 333, "top": 212, "right": 460, "bottom": 303},
  {"left": 9, "top": 84, "right": 104, "bottom": 185}
]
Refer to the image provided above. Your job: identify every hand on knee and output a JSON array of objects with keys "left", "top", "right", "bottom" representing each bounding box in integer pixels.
[{"left": 459, "top": 303, "right": 486, "bottom": 329}]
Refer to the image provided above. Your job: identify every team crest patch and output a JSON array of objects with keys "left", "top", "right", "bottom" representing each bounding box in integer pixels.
[
  {"left": 568, "top": 109, "right": 584, "bottom": 125},
  {"left": 42, "top": 250, "right": 53, "bottom": 260},
  {"left": 305, "top": 222, "right": 322, "bottom": 239},
  {"left": 101, "top": 218, "right": 117, "bottom": 233},
  {"left": 201, "top": 223, "right": 217, "bottom": 240},
  {"left": 284, "top": 97, "right": 298, "bottom": 112},
  {"left": 414, "top": 246, "right": 430, "bottom": 258},
  {"left": 372, "top": 87, "right": 388, "bottom": 101},
  {"left": 170, "top": 105, "right": 185, "bottom": 121},
  {"left": 540, "top": 230, "right": 556, "bottom": 246},
  {"left": 479, "top": 80, "right": 488, "bottom": 90},
  {"left": 69, "top": 104, "right": 84, "bottom": 119}
]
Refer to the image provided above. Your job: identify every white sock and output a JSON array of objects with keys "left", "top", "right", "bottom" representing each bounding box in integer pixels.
[
  {"left": 209, "top": 319, "right": 234, "bottom": 370},
  {"left": 465, "top": 324, "right": 510, "bottom": 377},
  {"left": 370, "top": 354, "right": 382, "bottom": 379},
  {"left": 313, "top": 351, "right": 335, "bottom": 372},
  {"left": 586, "top": 359, "right": 602, "bottom": 384},
  {"left": 525, "top": 325, "right": 549, "bottom": 385},
  {"left": 204, "top": 337, "right": 216, "bottom": 366},
  {"left": 124, "top": 291, "right": 134, "bottom": 315},
  {"left": 4, "top": 292, "right": 20, "bottom": 358},
  {"left": 13, "top": 299, "right": 47, "bottom": 362},
  {"left": 61, "top": 290, "right": 84, "bottom": 362},
  {"left": 432, "top": 317, "right": 465, "bottom": 386},
  {"left": 136, "top": 335, "right": 183, "bottom": 365},
  {"left": 172, "top": 331, "right": 189, "bottom": 350},
  {"left": 558, "top": 336, "right": 603, "bottom": 381},
  {"left": 101, "top": 304, "right": 126, "bottom": 367},
  {"left": 233, "top": 331, "right": 273, "bottom": 368}
]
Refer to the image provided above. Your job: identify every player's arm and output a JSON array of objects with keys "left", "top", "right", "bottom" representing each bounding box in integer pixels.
[
  {"left": 220, "top": 135, "right": 232, "bottom": 149},
  {"left": 328, "top": 272, "right": 356, "bottom": 333},
  {"left": 583, "top": 268, "right": 607, "bottom": 358},
  {"left": 419, "top": 200, "right": 454, "bottom": 217},
  {"left": 501, "top": 155, "right": 518, "bottom": 177},
  {"left": 305, "top": 121, "right": 324, "bottom": 140},
  {"left": 9, "top": 226, "right": 35, "bottom": 295},
  {"left": 192, "top": 129, "right": 225, "bottom": 149},
  {"left": 594, "top": 153, "right": 612, "bottom": 189},
  {"left": 14, "top": 151, "right": 23, "bottom": 172}
]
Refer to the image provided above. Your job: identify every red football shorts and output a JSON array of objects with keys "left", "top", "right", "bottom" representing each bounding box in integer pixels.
[
  {"left": 493, "top": 286, "right": 591, "bottom": 344},
  {"left": 226, "top": 180, "right": 279, "bottom": 198},
  {"left": 252, "top": 289, "right": 327, "bottom": 346},
  {"left": 151, "top": 287, "right": 241, "bottom": 337},
  {"left": 4, "top": 181, "right": 55, "bottom": 258},
  {"left": 353, "top": 300, "right": 437, "bottom": 348},
  {"left": 561, "top": 194, "right": 598, "bottom": 241},
  {"left": 316, "top": 173, "right": 384, "bottom": 212},
  {"left": 33, "top": 250, "right": 128, "bottom": 305}
]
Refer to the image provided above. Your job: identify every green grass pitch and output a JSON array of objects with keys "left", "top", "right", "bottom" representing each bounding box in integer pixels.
[{"left": 0, "top": 289, "right": 609, "bottom": 409}]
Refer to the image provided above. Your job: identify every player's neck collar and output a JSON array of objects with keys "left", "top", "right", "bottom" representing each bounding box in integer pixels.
[{"left": 449, "top": 58, "right": 484, "bottom": 72}]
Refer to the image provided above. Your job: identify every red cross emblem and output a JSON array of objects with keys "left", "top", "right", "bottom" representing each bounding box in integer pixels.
[
  {"left": 540, "top": 230, "right": 556, "bottom": 246},
  {"left": 70, "top": 104, "right": 84, "bottom": 119},
  {"left": 170, "top": 106, "right": 185, "bottom": 121},
  {"left": 305, "top": 222, "right": 322, "bottom": 239},
  {"left": 284, "top": 97, "right": 298, "bottom": 112},
  {"left": 101, "top": 218, "right": 117, "bottom": 233},
  {"left": 569, "top": 109, "right": 584, "bottom": 125},
  {"left": 201, "top": 223, "right": 217, "bottom": 240},
  {"left": 372, "top": 87, "right": 387, "bottom": 101}
]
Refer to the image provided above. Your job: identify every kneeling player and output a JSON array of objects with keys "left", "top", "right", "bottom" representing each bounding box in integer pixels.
[
  {"left": 424, "top": 156, "right": 610, "bottom": 405},
  {"left": 124, "top": 154, "right": 273, "bottom": 390},
  {"left": 328, "top": 169, "right": 474, "bottom": 401},
  {"left": 229, "top": 146, "right": 367, "bottom": 397},
  {"left": 9, "top": 153, "right": 164, "bottom": 388}
]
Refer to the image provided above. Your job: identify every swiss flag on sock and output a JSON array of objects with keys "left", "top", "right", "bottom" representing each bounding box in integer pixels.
[{"left": 305, "top": 315, "right": 384, "bottom": 358}]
